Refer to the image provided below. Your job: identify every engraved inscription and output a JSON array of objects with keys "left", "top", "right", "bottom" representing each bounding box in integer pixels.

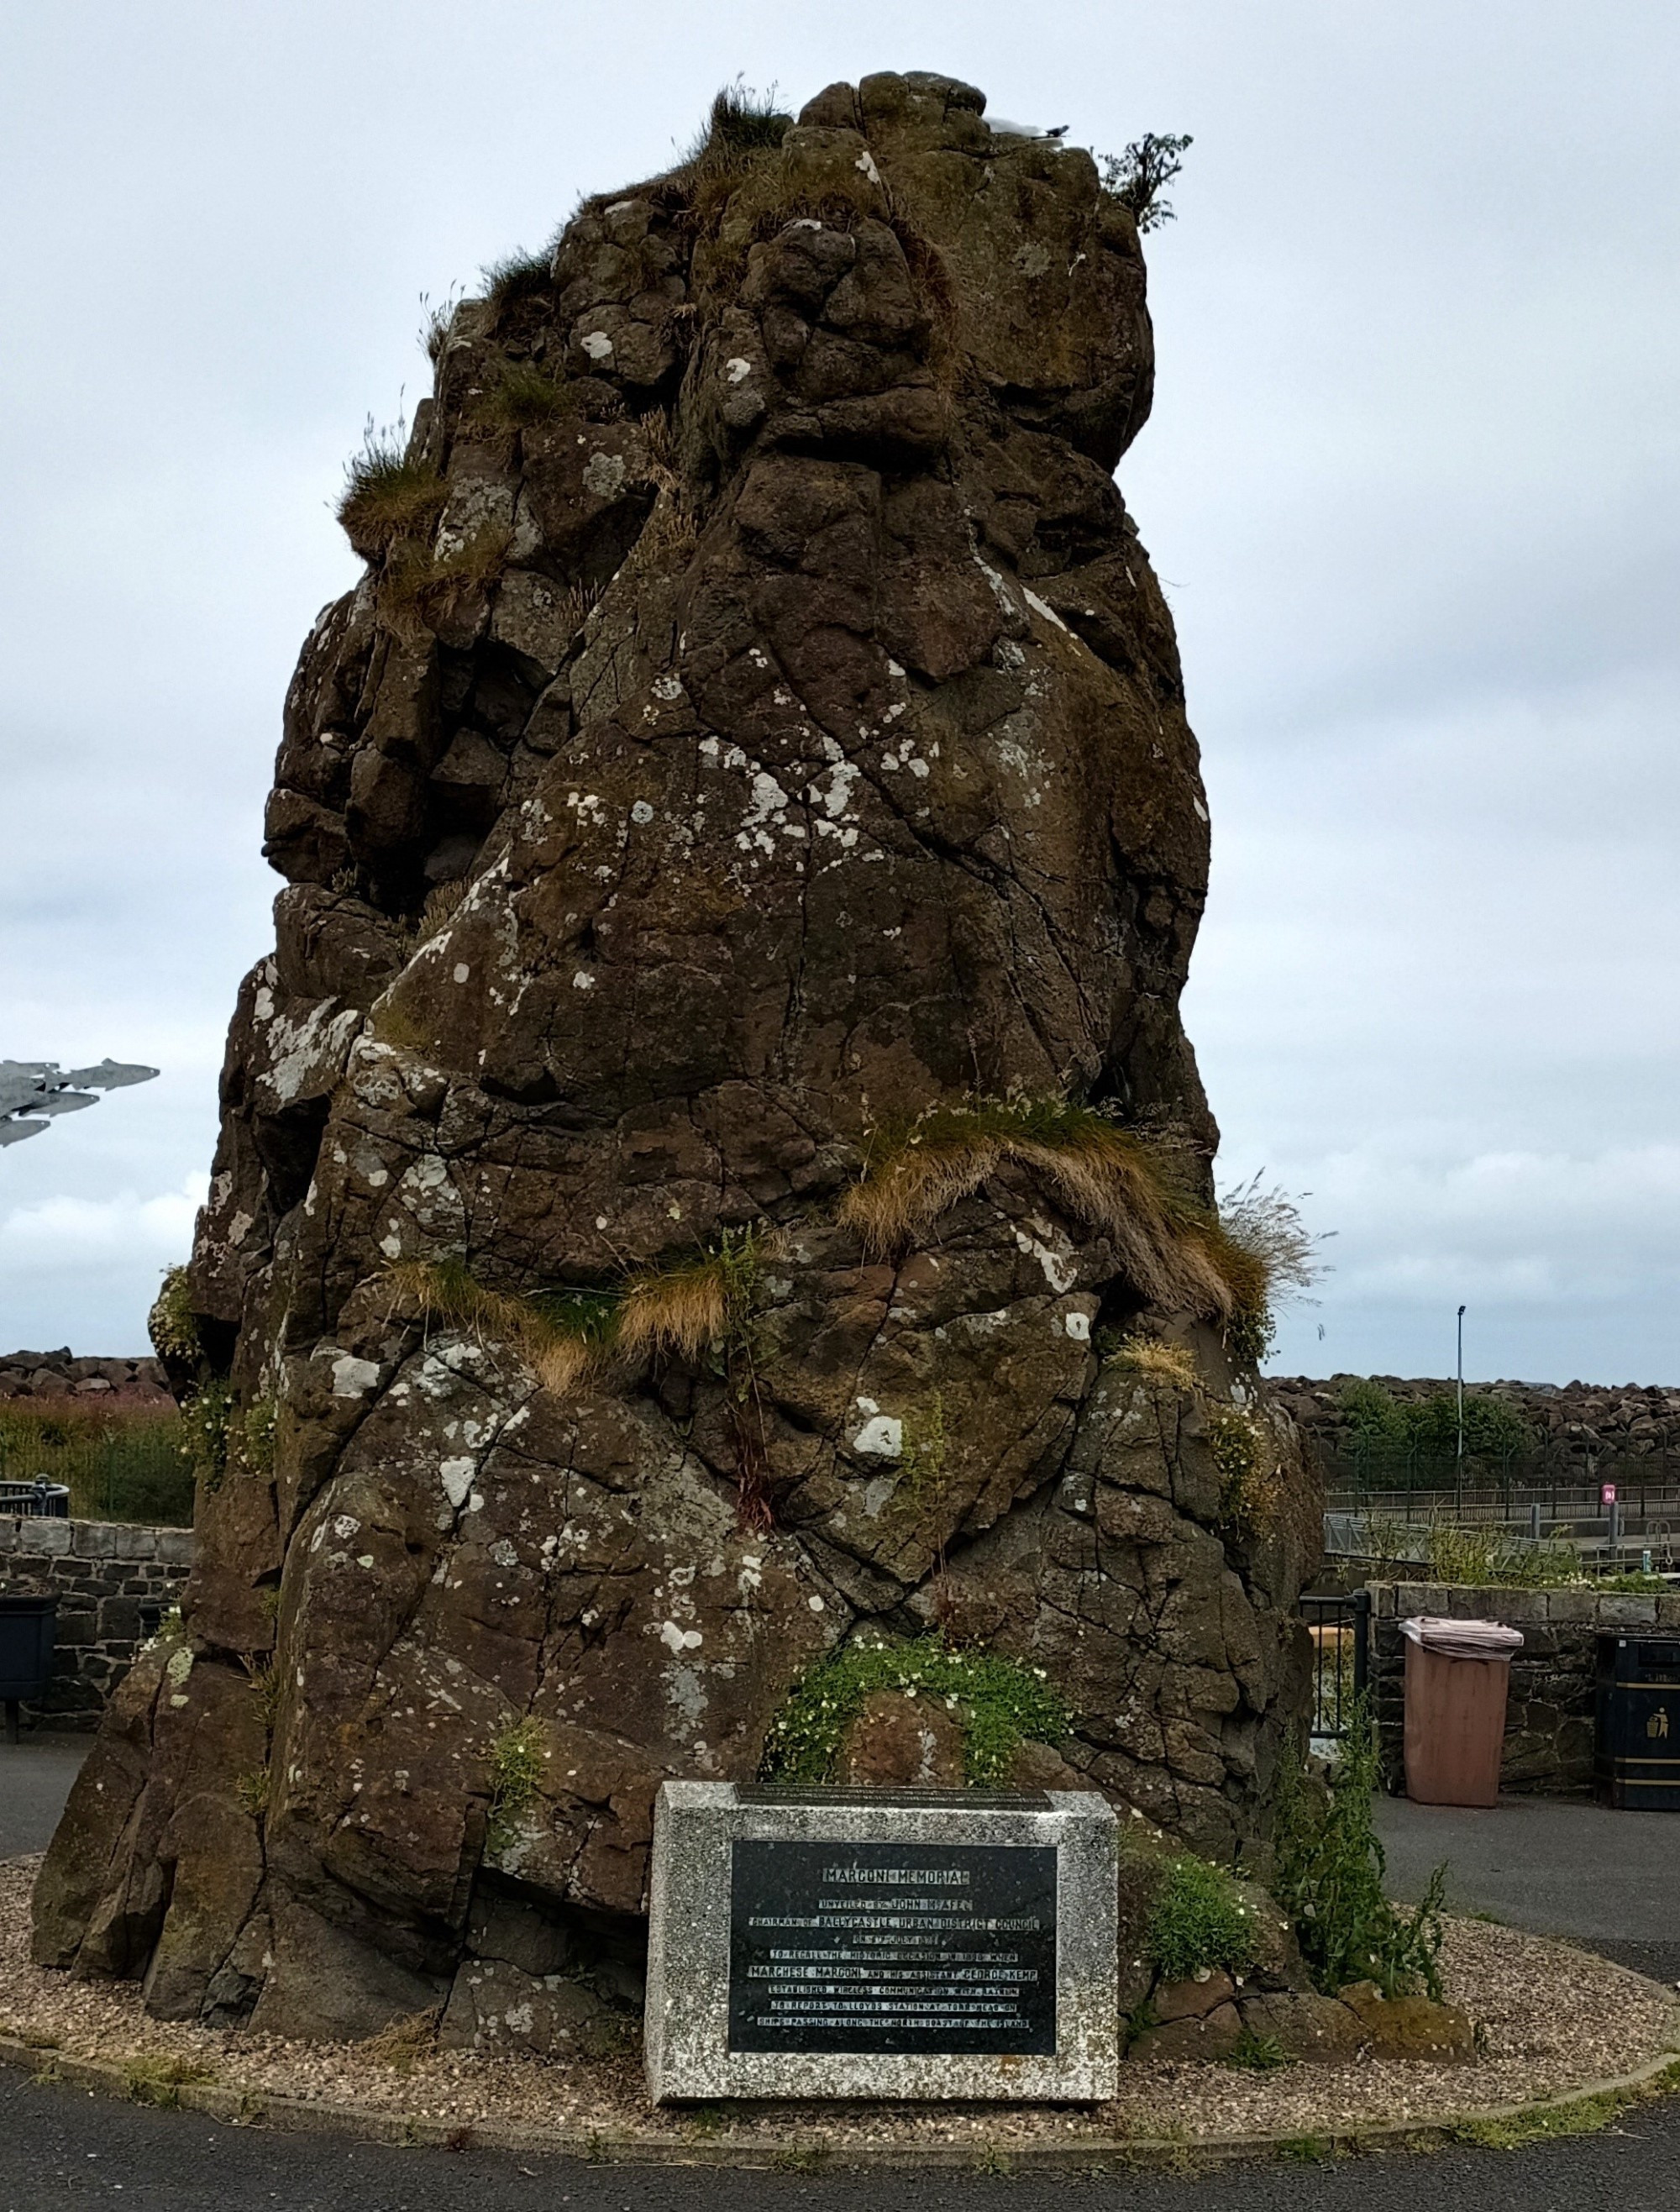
[{"left": 727, "top": 1839, "right": 1057, "bottom": 2055}]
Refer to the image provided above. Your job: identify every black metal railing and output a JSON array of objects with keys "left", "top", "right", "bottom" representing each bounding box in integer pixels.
[{"left": 1299, "top": 1589, "right": 1370, "bottom": 1741}]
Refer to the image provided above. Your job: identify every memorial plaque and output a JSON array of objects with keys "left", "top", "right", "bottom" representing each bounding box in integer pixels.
[
  {"left": 727, "top": 1840, "right": 1057, "bottom": 2054},
  {"left": 646, "top": 1781, "right": 1119, "bottom": 2101}
]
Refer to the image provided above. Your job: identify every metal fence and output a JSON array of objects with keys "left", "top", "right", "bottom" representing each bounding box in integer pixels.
[{"left": 1299, "top": 1589, "right": 1370, "bottom": 1741}]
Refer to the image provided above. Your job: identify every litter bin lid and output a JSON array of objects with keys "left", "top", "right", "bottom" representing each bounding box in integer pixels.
[{"left": 1401, "top": 1616, "right": 1524, "bottom": 1657}]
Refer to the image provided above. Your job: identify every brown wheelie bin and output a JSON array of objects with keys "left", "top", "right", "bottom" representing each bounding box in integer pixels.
[{"left": 1402, "top": 1616, "right": 1524, "bottom": 1806}]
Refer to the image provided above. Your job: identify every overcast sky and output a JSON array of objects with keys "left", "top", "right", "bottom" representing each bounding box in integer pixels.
[{"left": 3, "top": 0, "right": 1676, "bottom": 1384}]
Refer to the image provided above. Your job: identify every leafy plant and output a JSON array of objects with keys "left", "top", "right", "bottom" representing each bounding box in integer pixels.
[
  {"left": 1142, "top": 1853, "right": 1258, "bottom": 1982},
  {"left": 148, "top": 1264, "right": 200, "bottom": 1366},
  {"left": 1271, "top": 1703, "right": 1446, "bottom": 1999},
  {"left": 1100, "top": 133, "right": 1194, "bottom": 232},
  {"left": 1226, "top": 2025, "right": 1290, "bottom": 2072},
  {"left": 760, "top": 1635, "right": 1072, "bottom": 1789},
  {"left": 485, "top": 1715, "right": 548, "bottom": 1853},
  {"left": 1207, "top": 1406, "right": 1279, "bottom": 1539},
  {"left": 180, "top": 1379, "right": 233, "bottom": 1490}
]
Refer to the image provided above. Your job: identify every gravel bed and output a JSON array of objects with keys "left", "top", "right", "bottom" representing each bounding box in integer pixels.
[{"left": 2, "top": 1856, "right": 1675, "bottom": 2154}]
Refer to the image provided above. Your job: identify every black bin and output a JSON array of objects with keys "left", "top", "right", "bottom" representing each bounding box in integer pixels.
[
  {"left": 1596, "top": 1635, "right": 1680, "bottom": 1810},
  {"left": 0, "top": 1594, "right": 59, "bottom": 1742}
]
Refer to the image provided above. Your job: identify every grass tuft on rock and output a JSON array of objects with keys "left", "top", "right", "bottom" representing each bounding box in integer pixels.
[
  {"left": 337, "top": 423, "right": 446, "bottom": 560},
  {"left": 842, "top": 1097, "right": 1321, "bottom": 1353},
  {"left": 480, "top": 245, "right": 554, "bottom": 318},
  {"left": 1142, "top": 1852, "right": 1259, "bottom": 1982},
  {"left": 387, "top": 1232, "right": 766, "bottom": 1400},
  {"left": 474, "top": 360, "right": 577, "bottom": 431},
  {"left": 759, "top": 1635, "right": 1073, "bottom": 1788}
]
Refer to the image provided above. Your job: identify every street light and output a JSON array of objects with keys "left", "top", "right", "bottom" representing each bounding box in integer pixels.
[{"left": 1456, "top": 1305, "right": 1467, "bottom": 1500}]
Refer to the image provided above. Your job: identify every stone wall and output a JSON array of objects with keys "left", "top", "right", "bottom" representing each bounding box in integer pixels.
[
  {"left": 0, "top": 1518, "right": 195, "bottom": 1728},
  {"left": 1369, "top": 1579, "right": 1680, "bottom": 1794}
]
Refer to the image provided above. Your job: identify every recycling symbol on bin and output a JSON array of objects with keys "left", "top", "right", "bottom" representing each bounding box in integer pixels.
[{"left": 1647, "top": 1707, "right": 1670, "bottom": 1741}]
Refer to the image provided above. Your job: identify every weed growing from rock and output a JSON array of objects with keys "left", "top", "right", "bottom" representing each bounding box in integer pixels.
[
  {"left": 474, "top": 360, "right": 577, "bottom": 431},
  {"left": 1226, "top": 2024, "right": 1291, "bottom": 2072},
  {"left": 1206, "top": 1407, "right": 1280, "bottom": 1539},
  {"left": 1271, "top": 1703, "right": 1446, "bottom": 1999},
  {"left": 148, "top": 1264, "right": 200, "bottom": 1366},
  {"left": 485, "top": 1715, "right": 547, "bottom": 1854},
  {"left": 1142, "top": 1853, "right": 1258, "bottom": 1982},
  {"left": 759, "top": 1635, "right": 1072, "bottom": 1788},
  {"left": 122, "top": 2054, "right": 214, "bottom": 2108}
]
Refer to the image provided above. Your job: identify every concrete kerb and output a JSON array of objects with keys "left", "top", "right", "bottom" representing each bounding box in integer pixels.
[{"left": 3, "top": 2012, "right": 1677, "bottom": 2173}]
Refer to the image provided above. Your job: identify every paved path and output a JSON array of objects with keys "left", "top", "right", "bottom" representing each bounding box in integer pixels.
[
  {"left": 0, "top": 1736, "right": 87, "bottom": 1859},
  {"left": 3, "top": 2068, "right": 1680, "bottom": 2212},
  {"left": 1375, "top": 1792, "right": 1680, "bottom": 1987},
  {"left": 3, "top": 1741, "right": 1677, "bottom": 2208}
]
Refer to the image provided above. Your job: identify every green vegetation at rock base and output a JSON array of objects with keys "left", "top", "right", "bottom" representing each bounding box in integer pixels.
[{"left": 759, "top": 1635, "right": 1073, "bottom": 1788}]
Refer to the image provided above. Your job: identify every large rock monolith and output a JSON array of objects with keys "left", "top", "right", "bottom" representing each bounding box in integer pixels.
[{"left": 34, "top": 71, "right": 1316, "bottom": 2041}]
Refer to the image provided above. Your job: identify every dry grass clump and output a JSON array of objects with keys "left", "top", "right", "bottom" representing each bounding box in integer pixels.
[
  {"left": 386, "top": 1232, "right": 765, "bottom": 1400},
  {"left": 616, "top": 1257, "right": 729, "bottom": 1363},
  {"left": 362, "top": 2009, "right": 440, "bottom": 2075},
  {"left": 381, "top": 524, "right": 512, "bottom": 635},
  {"left": 1110, "top": 1336, "right": 1200, "bottom": 1392},
  {"left": 337, "top": 423, "right": 446, "bottom": 560},
  {"left": 841, "top": 1097, "right": 1244, "bottom": 1321}
]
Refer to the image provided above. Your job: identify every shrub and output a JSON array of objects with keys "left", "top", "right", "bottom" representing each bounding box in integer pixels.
[
  {"left": 760, "top": 1636, "right": 1072, "bottom": 1788},
  {"left": 1142, "top": 1853, "right": 1258, "bottom": 1982},
  {"left": 1271, "top": 1703, "right": 1446, "bottom": 1999},
  {"left": 1100, "top": 133, "right": 1194, "bottom": 233},
  {"left": 688, "top": 77, "right": 793, "bottom": 164},
  {"left": 336, "top": 420, "right": 445, "bottom": 560},
  {"left": 381, "top": 523, "right": 512, "bottom": 634}
]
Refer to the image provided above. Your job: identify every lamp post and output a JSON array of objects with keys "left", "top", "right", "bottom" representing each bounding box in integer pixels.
[{"left": 1456, "top": 1304, "right": 1467, "bottom": 1510}]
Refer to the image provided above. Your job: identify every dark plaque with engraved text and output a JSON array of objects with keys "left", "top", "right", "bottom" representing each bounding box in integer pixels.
[{"left": 727, "top": 1839, "right": 1058, "bottom": 2055}]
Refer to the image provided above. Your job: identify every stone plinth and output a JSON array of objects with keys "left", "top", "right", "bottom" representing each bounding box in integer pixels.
[{"left": 644, "top": 1782, "right": 1118, "bottom": 2103}]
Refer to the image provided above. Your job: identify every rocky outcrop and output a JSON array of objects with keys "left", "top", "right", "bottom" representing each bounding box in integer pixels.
[
  {"left": 0, "top": 1352, "right": 172, "bottom": 1405},
  {"left": 34, "top": 70, "right": 1315, "bottom": 2042}
]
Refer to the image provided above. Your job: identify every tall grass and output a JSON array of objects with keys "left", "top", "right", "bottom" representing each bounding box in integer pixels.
[{"left": 0, "top": 1402, "right": 192, "bottom": 1525}]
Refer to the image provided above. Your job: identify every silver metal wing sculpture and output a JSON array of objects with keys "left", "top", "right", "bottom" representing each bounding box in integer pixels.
[{"left": 0, "top": 1059, "right": 160, "bottom": 1147}]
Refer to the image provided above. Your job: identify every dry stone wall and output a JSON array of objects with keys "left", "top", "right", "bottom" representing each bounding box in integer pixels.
[{"left": 0, "top": 1519, "right": 194, "bottom": 1727}]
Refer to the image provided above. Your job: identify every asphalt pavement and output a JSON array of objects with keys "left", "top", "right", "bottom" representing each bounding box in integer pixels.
[
  {"left": 3, "top": 1739, "right": 1677, "bottom": 2209},
  {"left": 1375, "top": 1791, "right": 1680, "bottom": 1987}
]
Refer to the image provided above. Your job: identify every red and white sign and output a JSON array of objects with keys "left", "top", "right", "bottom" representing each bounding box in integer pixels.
[{"left": 1601, "top": 1482, "right": 1617, "bottom": 1506}]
